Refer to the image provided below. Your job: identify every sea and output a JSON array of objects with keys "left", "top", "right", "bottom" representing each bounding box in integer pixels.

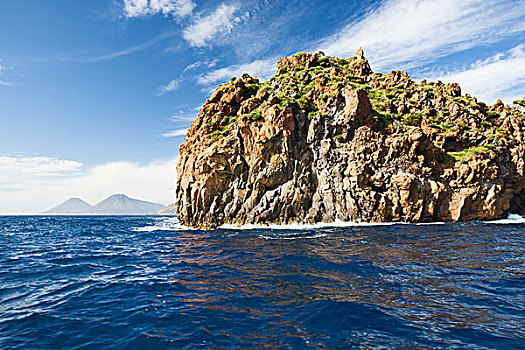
[{"left": 0, "top": 215, "right": 524, "bottom": 349}]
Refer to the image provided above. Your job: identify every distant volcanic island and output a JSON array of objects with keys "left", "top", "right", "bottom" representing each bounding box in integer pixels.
[
  {"left": 44, "top": 194, "right": 165, "bottom": 215},
  {"left": 175, "top": 48, "right": 525, "bottom": 228}
]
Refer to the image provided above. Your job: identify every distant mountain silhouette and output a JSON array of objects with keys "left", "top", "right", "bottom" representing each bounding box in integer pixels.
[
  {"left": 43, "top": 198, "right": 93, "bottom": 214},
  {"left": 88, "top": 194, "right": 164, "bottom": 215},
  {"left": 156, "top": 203, "right": 176, "bottom": 215},
  {"left": 43, "top": 194, "right": 164, "bottom": 215}
]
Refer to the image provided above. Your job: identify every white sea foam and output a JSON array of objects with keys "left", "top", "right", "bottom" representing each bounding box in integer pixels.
[
  {"left": 220, "top": 219, "right": 396, "bottom": 230},
  {"left": 485, "top": 214, "right": 525, "bottom": 224},
  {"left": 132, "top": 214, "right": 524, "bottom": 232},
  {"left": 413, "top": 221, "right": 446, "bottom": 225},
  {"left": 220, "top": 219, "right": 451, "bottom": 230},
  {"left": 132, "top": 217, "right": 191, "bottom": 232},
  {"left": 259, "top": 233, "right": 328, "bottom": 240},
  {"left": 133, "top": 217, "right": 399, "bottom": 232}
]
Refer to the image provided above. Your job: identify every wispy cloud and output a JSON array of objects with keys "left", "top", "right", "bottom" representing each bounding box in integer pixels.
[
  {"left": 0, "top": 156, "right": 83, "bottom": 178},
  {"left": 91, "top": 40, "right": 159, "bottom": 61},
  {"left": 318, "top": 0, "right": 525, "bottom": 70},
  {"left": 86, "top": 31, "right": 174, "bottom": 62},
  {"left": 157, "top": 78, "right": 181, "bottom": 95},
  {"left": 121, "top": 1, "right": 249, "bottom": 48},
  {"left": 183, "top": 59, "right": 218, "bottom": 72},
  {"left": 0, "top": 155, "right": 177, "bottom": 214},
  {"left": 162, "top": 128, "right": 188, "bottom": 137},
  {"left": 123, "top": 0, "right": 195, "bottom": 18},
  {"left": 169, "top": 108, "right": 200, "bottom": 122},
  {"left": 431, "top": 45, "right": 525, "bottom": 104},
  {"left": 183, "top": 3, "right": 247, "bottom": 47},
  {"left": 196, "top": 0, "right": 524, "bottom": 98},
  {"left": 197, "top": 56, "right": 277, "bottom": 86},
  {"left": 0, "top": 60, "right": 12, "bottom": 86}
]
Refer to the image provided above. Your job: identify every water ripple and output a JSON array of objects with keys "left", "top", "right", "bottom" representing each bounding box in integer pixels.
[{"left": 0, "top": 216, "right": 524, "bottom": 349}]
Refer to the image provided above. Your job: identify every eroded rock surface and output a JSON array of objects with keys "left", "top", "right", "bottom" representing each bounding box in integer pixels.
[{"left": 175, "top": 49, "right": 525, "bottom": 227}]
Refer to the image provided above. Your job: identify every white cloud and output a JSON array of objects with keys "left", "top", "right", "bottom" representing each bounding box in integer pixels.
[
  {"left": 183, "top": 3, "right": 243, "bottom": 47},
  {"left": 149, "top": 0, "right": 195, "bottom": 17},
  {"left": 169, "top": 112, "right": 199, "bottom": 123},
  {"left": 0, "top": 60, "right": 11, "bottom": 86},
  {"left": 123, "top": 0, "right": 148, "bottom": 17},
  {"left": 318, "top": 0, "right": 525, "bottom": 70},
  {"left": 162, "top": 128, "right": 188, "bottom": 137},
  {"left": 157, "top": 78, "right": 180, "bottom": 95},
  {"left": 431, "top": 45, "right": 525, "bottom": 104},
  {"left": 183, "top": 60, "right": 203, "bottom": 72},
  {"left": 183, "top": 59, "right": 218, "bottom": 72},
  {"left": 88, "top": 32, "right": 172, "bottom": 62},
  {"left": 197, "top": 57, "right": 277, "bottom": 85},
  {"left": 0, "top": 156, "right": 83, "bottom": 178},
  {"left": 0, "top": 156, "right": 177, "bottom": 214},
  {"left": 123, "top": 0, "right": 195, "bottom": 18}
]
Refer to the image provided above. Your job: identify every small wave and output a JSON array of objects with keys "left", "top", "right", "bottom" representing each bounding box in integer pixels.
[
  {"left": 259, "top": 233, "right": 328, "bottom": 240},
  {"left": 131, "top": 217, "right": 190, "bottom": 232},
  {"left": 221, "top": 219, "right": 450, "bottom": 230},
  {"left": 485, "top": 214, "right": 525, "bottom": 225},
  {"left": 221, "top": 219, "right": 397, "bottom": 231},
  {"left": 413, "top": 221, "right": 446, "bottom": 225}
]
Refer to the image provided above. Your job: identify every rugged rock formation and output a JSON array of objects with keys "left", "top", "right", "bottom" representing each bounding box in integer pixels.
[{"left": 175, "top": 49, "right": 525, "bottom": 227}]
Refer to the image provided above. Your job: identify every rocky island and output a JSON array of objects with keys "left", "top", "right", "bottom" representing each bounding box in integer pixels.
[{"left": 175, "top": 49, "right": 525, "bottom": 228}]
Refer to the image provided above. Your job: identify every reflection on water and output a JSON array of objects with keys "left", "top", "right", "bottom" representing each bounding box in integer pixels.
[
  {"left": 153, "top": 223, "right": 525, "bottom": 348},
  {"left": 0, "top": 216, "right": 523, "bottom": 349}
]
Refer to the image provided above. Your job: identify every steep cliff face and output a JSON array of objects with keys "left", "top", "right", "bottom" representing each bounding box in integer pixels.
[{"left": 175, "top": 49, "right": 525, "bottom": 228}]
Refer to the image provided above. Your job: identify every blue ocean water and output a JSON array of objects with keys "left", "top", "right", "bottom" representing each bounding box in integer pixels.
[{"left": 0, "top": 216, "right": 524, "bottom": 349}]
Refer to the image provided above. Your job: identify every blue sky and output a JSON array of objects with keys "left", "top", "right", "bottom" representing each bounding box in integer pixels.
[{"left": 0, "top": 0, "right": 524, "bottom": 213}]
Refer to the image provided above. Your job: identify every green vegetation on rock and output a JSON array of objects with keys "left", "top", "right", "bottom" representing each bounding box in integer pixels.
[
  {"left": 446, "top": 146, "right": 490, "bottom": 163},
  {"left": 198, "top": 50, "right": 520, "bottom": 175}
]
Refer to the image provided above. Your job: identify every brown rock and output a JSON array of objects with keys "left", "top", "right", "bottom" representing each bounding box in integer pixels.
[
  {"left": 174, "top": 51, "right": 525, "bottom": 227},
  {"left": 355, "top": 47, "right": 364, "bottom": 60}
]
